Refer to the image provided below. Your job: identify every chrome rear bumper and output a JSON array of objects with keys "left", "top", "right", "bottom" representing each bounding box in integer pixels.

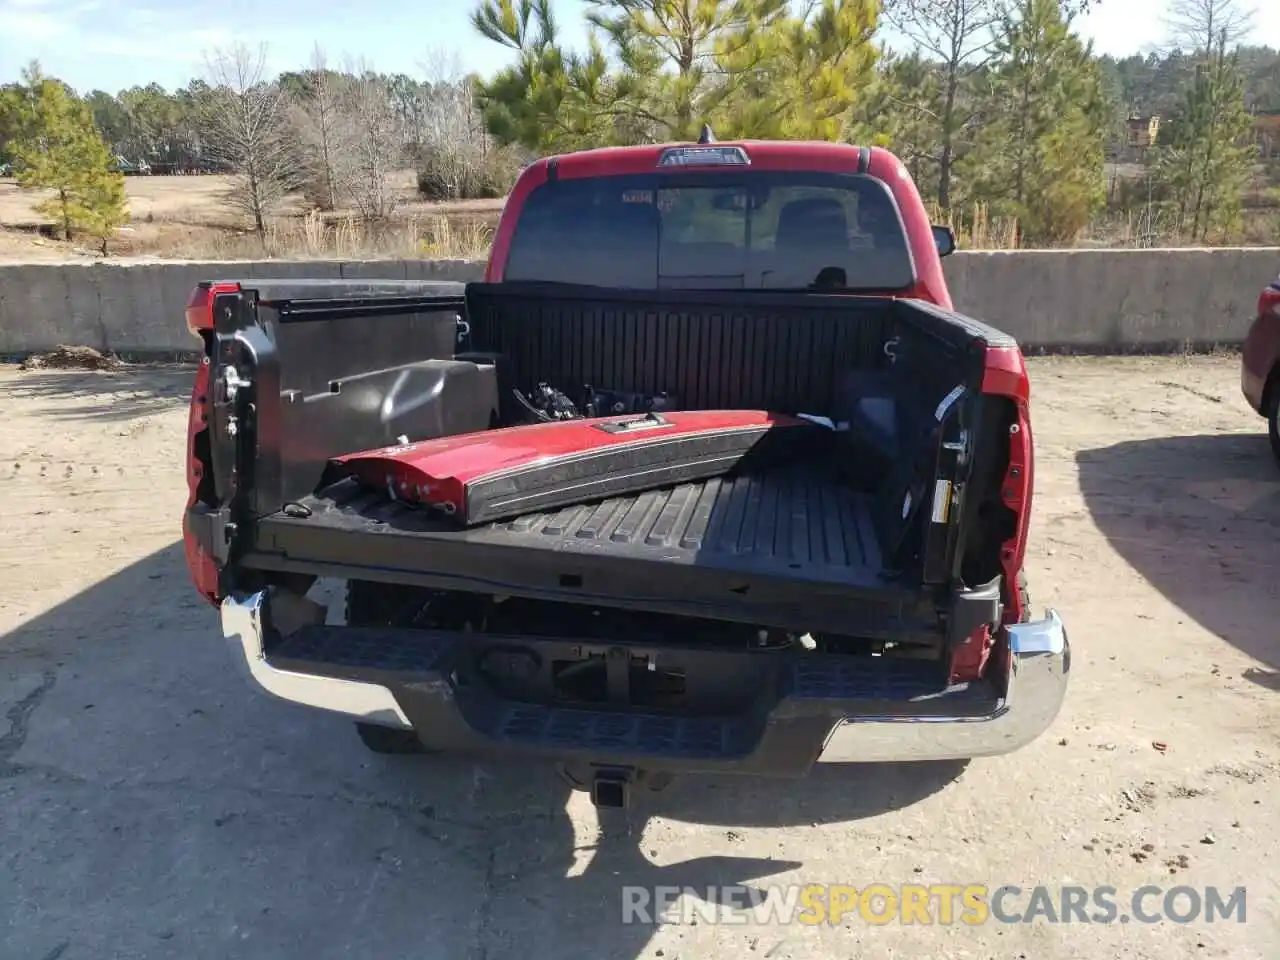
[
  {"left": 816, "top": 610, "right": 1069, "bottom": 762},
  {"left": 222, "top": 590, "right": 1069, "bottom": 765},
  {"left": 221, "top": 591, "right": 412, "bottom": 729}
]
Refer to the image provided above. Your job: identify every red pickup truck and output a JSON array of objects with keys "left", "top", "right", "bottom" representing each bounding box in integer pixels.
[{"left": 183, "top": 137, "right": 1068, "bottom": 807}]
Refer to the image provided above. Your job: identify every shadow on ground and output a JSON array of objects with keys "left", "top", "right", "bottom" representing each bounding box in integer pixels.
[
  {"left": 0, "top": 364, "right": 194, "bottom": 422},
  {"left": 1077, "top": 432, "right": 1280, "bottom": 687},
  {"left": 1, "top": 542, "right": 964, "bottom": 960}
]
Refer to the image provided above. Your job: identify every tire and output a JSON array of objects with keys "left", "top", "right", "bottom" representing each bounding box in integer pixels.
[
  {"left": 346, "top": 580, "right": 433, "bottom": 756},
  {"left": 355, "top": 721, "right": 426, "bottom": 755},
  {"left": 1268, "top": 391, "right": 1280, "bottom": 467}
]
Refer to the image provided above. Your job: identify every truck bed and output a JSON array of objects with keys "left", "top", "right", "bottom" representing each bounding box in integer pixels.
[{"left": 248, "top": 463, "right": 925, "bottom": 638}]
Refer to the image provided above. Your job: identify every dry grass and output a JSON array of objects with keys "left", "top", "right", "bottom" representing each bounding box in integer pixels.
[
  {"left": 1081, "top": 206, "right": 1280, "bottom": 248},
  {"left": 0, "top": 171, "right": 503, "bottom": 263},
  {"left": 0, "top": 172, "right": 246, "bottom": 226},
  {"left": 928, "top": 201, "right": 1021, "bottom": 250},
  {"left": 152, "top": 210, "right": 496, "bottom": 261}
]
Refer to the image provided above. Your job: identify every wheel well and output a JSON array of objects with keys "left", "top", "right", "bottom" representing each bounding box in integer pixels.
[{"left": 1263, "top": 363, "right": 1280, "bottom": 411}]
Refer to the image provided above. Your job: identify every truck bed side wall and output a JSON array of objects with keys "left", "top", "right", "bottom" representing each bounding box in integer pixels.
[{"left": 210, "top": 281, "right": 499, "bottom": 517}]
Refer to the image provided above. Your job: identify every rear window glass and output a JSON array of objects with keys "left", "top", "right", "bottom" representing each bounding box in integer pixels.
[{"left": 504, "top": 171, "right": 916, "bottom": 291}]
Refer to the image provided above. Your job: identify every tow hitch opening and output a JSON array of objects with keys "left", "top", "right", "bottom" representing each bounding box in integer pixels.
[{"left": 590, "top": 769, "right": 633, "bottom": 809}]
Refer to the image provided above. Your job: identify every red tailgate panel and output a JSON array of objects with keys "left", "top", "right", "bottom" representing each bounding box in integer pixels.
[{"left": 333, "top": 410, "right": 828, "bottom": 527}]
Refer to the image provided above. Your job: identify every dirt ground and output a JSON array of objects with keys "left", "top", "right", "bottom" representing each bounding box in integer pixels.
[
  {"left": 1, "top": 356, "right": 1277, "bottom": 959},
  {"left": 0, "top": 172, "right": 506, "bottom": 261}
]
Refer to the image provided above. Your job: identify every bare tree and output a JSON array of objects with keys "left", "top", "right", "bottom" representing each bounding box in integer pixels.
[
  {"left": 337, "top": 57, "right": 401, "bottom": 223},
  {"left": 1163, "top": 0, "right": 1255, "bottom": 56},
  {"left": 414, "top": 48, "right": 495, "bottom": 200},
  {"left": 419, "top": 48, "right": 489, "bottom": 156},
  {"left": 290, "top": 43, "right": 350, "bottom": 211},
  {"left": 385, "top": 73, "right": 430, "bottom": 151},
  {"left": 200, "top": 42, "right": 299, "bottom": 239},
  {"left": 883, "top": 0, "right": 1003, "bottom": 211}
]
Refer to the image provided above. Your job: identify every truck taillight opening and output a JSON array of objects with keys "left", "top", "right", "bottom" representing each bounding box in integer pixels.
[
  {"left": 977, "top": 345, "right": 1034, "bottom": 622},
  {"left": 1261, "top": 284, "right": 1280, "bottom": 319},
  {"left": 185, "top": 281, "right": 241, "bottom": 340},
  {"left": 185, "top": 284, "right": 214, "bottom": 340},
  {"left": 182, "top": 281, "right": 241, "bottom": 606}
]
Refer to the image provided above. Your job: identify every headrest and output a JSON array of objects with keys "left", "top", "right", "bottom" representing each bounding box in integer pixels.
[{"left": 776, "top": 197, "right": 848, "bottom": 249}]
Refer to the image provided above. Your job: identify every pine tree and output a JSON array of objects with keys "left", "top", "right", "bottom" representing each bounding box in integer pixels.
[
  {"left": 716, "top": 0, "right": 880, "bottom": 142},
  {"left": 881, "top": 0, "right": 1002, "bottom": 212},
  {"left": 584, "top": 0, "right": 792, "bottom": 142},
  {"left": 471, "top": 0, "right": 620, "bottom": 153},
  {"left": 962, "top": 0, "right": 1107, "bottom": 245},
  {"left": 8, "top": 61, "right": 128, "bottom": 249},
  {"left": 76, "top": 163, "right": 130, "bottom": 255},
  {"left": 1154, "top": 31, "right": 1253, "bottom": 242},
  {"left": 852, "top": 52, "right": 945, "bottom": 194},
  {"left": 471, "top": 0, "right": 882, "bottom": 151},
  {"left": 0, "top": 84, "right": 24, "bottom": 165},
  {"left": 8, "top": 60, "right": 128, "bottom": 249}
]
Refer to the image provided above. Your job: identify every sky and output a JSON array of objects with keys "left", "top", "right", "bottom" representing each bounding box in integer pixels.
[{"left": 1, "top": 0, "right": 1277, "bottom": 94}]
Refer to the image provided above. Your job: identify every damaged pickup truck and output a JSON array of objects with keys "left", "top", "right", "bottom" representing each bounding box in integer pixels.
[{"left": 184, "top": 137, "right": 1068, "bottom": 807}]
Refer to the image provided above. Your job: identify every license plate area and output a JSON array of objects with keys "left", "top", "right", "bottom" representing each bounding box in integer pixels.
[{"left": 469, "top": 639, "right": 777, "bottom": 716}]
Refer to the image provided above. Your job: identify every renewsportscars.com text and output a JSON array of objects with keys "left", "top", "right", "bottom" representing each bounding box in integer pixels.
[{"left": 621, "top": 883, "right": 1247, "bottom": 926}]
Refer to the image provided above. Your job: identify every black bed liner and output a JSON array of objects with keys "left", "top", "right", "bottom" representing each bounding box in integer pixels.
[
  {"left": 248, "top": 464, "right": 930, "bottom": 638},
  {"left": 305, "top": 464, "right": 885, "bottom": 582}
]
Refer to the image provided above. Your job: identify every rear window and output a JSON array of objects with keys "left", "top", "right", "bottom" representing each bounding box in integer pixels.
[{"left": 504, "top": 171, "right": 916, "bottom": 291}]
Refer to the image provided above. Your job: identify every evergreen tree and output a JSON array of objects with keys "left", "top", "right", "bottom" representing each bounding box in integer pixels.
[
  {"left": 962, "top": 0, "right": 1107, "bottom": 244},
  {"left": 881, "top": 0, "right": 1002, "bottom": 211},
  {"left": 584, "top": 0, "right": 791, "bottom": 142},
  {"left": 1154, "top": 32, "right": 1254, "bottom": 241},
  {"left": 471, "top": 0, "right": 619, "bottom": 153},
  {"left": 715, "top": 0, "right": 880, "bottom": 141},
  {"left": 8, "top": 61, "right": 128, "bottom": 249},
  {"left": 851, "top": 51, "right": 945, "bottom": 196},
  {"left": 75, "top": 161, "right": 130, "bottom": 255},
  {"left": 471, "top": 0, "right": 881, "bottom": 151},
  {"left": 0, "top": 83, "right": 25, "bottom": 165}
]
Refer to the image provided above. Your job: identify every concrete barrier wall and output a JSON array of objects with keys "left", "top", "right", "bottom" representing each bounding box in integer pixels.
[
  {"left": 0, "top": 258, "right": 487, "bottom": 357},
  {"left": 944, "top": 248, "right": 1278, "bottom": 349},
  {"left": 0, "top": 248, "right": 1276, "bottom": 356}
]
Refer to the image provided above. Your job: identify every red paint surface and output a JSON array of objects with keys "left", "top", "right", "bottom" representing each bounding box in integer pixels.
[
  {"left": 182, "top": 281, "right": 240, "bottom": 605},
  {"left": 965, "top": 355, "right": 1034, "bottom": 686},
  {"left": 980, "top": 345, "right": 1031, "bottom": 402},
  {"left": 948, "top": 626, "right": 994, "bottom": 686},
  {"left": 334, "top": 410, "right": 807, "bottom": 520},
  {"left": 182, "top": 356, "right": 219, "bottom": 605},
  {"left": 944, "top": 340, "right": 1033, "bottom": 683},
  {"left": 1242, "top": 281, "right": 1280, "bottom": 414},
  {"left": 865, "top": 146, "right": 952, "bottom": 311},
  {"left": 486, "top": 142, "right": 952, "bottom": 310}
]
